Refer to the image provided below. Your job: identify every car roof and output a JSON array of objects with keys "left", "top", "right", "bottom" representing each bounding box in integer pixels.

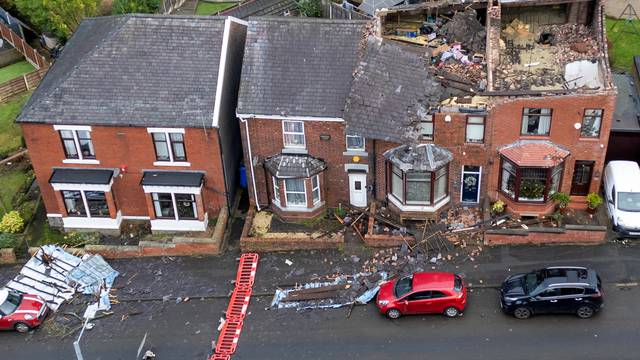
[
  {"left": 0, "top": 288, "right": 8, "bottom": 304},
  {"left": 412, "top": 272, "right": 455, "bottom": 292},
  {"left": 540, "top": 267, "right": 598, "bottom": 288},
  {"left": 607, "top": 161, "right": 640, "bottom": 192}
]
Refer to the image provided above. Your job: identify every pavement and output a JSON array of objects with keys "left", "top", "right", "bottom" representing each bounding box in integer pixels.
[{"left": 1, "top": 241, "right": 640, "bottom": 359}]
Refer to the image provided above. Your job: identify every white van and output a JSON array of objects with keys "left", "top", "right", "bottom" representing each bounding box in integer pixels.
[{"left": 603, "top": 161, "right": 640, "bottom": 237}]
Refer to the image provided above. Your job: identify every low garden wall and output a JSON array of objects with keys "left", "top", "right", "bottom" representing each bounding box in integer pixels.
[
  {"left": 240, "top": 209, "right": 344, "bottom": 252},
  {"left": 485, "top": 224, "right": 607, "bottom": 245}
]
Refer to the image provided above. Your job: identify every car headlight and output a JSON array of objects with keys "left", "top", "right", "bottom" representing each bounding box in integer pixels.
[
  {"left": 504, "top": 297, "right": 518, "bottom": 302},
  {"left": 24, "top": 314, "right": 34, "bottom": 320},
  {"left": 617, "top": 217, "right": 625, "bottom": 226},
  {"left": 378, "top": 300, "right": 389, "bottom": 306}
]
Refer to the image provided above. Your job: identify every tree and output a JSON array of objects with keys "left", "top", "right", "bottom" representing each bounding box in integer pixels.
[
  {"left": 112, "top": 0, "right": 161, "bottom": 15},
  {"left": 296, "top": 0, "right": 321, "bottom": 17},
  {"left": 13, "top": 0, "right": 101, "bottom": 39}
]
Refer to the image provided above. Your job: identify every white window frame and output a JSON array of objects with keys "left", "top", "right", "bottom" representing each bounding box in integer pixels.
[
  {"left": 346, "top": 135, "right": 365, "bottom": 151},
  {"left": 147, "top": 128, "right": 190, "bottom": 167},
  {"left": 282, "top": 120, "right": 305, "bottom": 149},
  {"left": 152, "top": 192, "right": 198, "bottom": 221},
  {"left": 272, "top": 176, "right": 280, "bottom": 203},
  {"left": 312, "top": 175, "right": 321, "bottom": 204},
  {"left": 465, "top": 116, "right": 485, "bottom": 143},
  {"left": 53, "top": 125, "right": 99, "bottom": 164},
  {"left": 460, "top": 165, "right": 482, "bottom": 203},
  {"left": 61, "top": 189, "right": 110, "bottom": 218},
  {"left": 283, "top": 178, "right": 307, "bottom": 207}
]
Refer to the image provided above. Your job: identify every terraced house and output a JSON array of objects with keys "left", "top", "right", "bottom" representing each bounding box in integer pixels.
[
  {"left": 239, "top": 0, "right": 615, "bottom": 224},
  {"left": 17, "top": 14, "right": 247, "bottom": 233}
]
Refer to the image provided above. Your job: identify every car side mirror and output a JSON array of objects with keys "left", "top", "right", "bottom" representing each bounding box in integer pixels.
[{"left": 403, "top": 300, "right": 408, "bottom": 305}]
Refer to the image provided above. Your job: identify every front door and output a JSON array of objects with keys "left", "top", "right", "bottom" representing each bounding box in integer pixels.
[
  {"left": 570, "top": 161, "right": 594, "bottom": 195},
  {"left": 461, "top": 165, "right": 481, "bottom": 203},
  {"left": 349, "top": 173, "right": 367, "bottom": 207}
]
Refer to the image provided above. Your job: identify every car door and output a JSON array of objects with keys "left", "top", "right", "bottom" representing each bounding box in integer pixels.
[
  {"left": 426, "top": 291, "right": 451, "bottom": 314},
  {"left": 557, "top": 287, "right": 586, "bottom": 313},
  {"left": 0, "top": 314, "right": 9, "bottom": 330},
  {"left": 403, "top": 291, "right": 433, "bottom": 314},
  {"left": 530, "top": 288, "right": 561, "bottom": 314}
]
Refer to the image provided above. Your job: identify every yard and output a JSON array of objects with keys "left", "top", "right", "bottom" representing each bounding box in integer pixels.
[
  {"left": 0, "top": 92, "right": 31, "bottom": 159},
  {"left": 606, "top": 17, "right": 640, "bottom": 73},
  {"left": 195, "top": 1, "right": 236, "bottom": 15},
  {"left": 0, "top": 60, "right": 35, "bottom": 83}
]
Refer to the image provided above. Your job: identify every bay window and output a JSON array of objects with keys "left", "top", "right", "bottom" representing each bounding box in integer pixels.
[
  {"left": 272, "top": 176, "right": 280, "bottom": 202},
  {"left": 62, "top": 190, "right": 109, "bottom": 217},
  {"left": 521, "top": 108, "right": 552, "bottom": 136},
  {"left": 312, "top": 175, "right": 320, "bottom": 204},
  {"left": 388, "top": 163, "right": 449, "bottom": 206},
  {"left": 499, "top": 157, "right": 565, "bottom": 203},
  {"left": 152, "top": 192, "right": 197, "bottom": 220}
]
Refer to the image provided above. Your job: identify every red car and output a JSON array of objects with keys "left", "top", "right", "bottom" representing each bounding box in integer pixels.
[
  {"left": 0, "top": 288, "right": 49, "bottom": 333},
  {"left": 376, "top": 272, "right": 467, "bottom": 319}
]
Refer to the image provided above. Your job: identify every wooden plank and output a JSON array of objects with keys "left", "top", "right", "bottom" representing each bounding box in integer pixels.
[{"left": 284, "top": 290, "right": 340, "bottom": 301}]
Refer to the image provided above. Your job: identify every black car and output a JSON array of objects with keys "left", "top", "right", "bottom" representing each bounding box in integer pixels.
[{"left": 499, "top": 266, "right": 603, "bottom": 319}]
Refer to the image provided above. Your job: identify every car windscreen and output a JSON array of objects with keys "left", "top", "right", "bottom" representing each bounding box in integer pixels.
[
  {"left": 523, "top": 272, "right": 541, "bottom": 294},
  {"left": 0, "top": 292, "right": 21, "bottom": 315},
  {"left": 618, "top": 192, "right": 640, "bottom": 212},
  {"left": 394, "top": 276, "right": 413, "bottom": 298},
  {"left": 454, "top": 275, "right": 463, "bottom": 292}
]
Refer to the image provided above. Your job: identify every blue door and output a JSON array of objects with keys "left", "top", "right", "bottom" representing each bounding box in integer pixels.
[{"left": 461, "top": 166, "right": 481, "bottom": 203}]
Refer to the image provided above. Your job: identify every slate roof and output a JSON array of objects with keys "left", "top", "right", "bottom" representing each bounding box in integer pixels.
[
  {"left": 344, "top": 37, "right": 443, "bottom": 144},
  {"left": 17, "top": 14, "right": 227, "bottom": 128},
  {"left": 612, "top": 74, "right": 640, "bottom": 133},
  {"left": 141, "top": 171, "right": 204, "bottom": 187},
  {"left": 49, "top": 168, "right": 114, "bottom": 185},
  {"left": 237, "top": 18, "right": 367, "bottom": 118},
  {"left": 384, "top": 144, "right": 453, "bottom": 172},
  {"left": 264, "top": 154, "right": 326, "bottom": 179},
  {"left": 220, "top": 0, "right": 297, "bottom": 19},
  {"left": 499, "top": 140, "right": 570, "bottom": 167}
]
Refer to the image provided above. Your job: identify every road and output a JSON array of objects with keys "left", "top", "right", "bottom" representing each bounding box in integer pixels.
[{"left": 236, "top": 285, "right": 640, "bottom": 360}]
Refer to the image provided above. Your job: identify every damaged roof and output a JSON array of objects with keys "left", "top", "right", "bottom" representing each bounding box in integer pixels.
[
  {"left": 237, "top": 18, "right": 367, "bottom": 118},
  {"left": 344, "top": 37, "right": 443, "bottom": 143},
  {"left": 384, "top": 144, "right": 453, "bottom": 172},
  {"left": 220, "top": 0, "right": 297, "bottom": 19},
  {"left": 264, "top": 154, "right": 326, "bottom": 178},
  {"left": 17, "top": 15, "right": 227, "bottom": 128}
]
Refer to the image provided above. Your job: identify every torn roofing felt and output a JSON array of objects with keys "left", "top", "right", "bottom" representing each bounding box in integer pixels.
[
  {"left": 17, "top": 15, "right": 226, "bottom": 128},
  {"left": 264, "top": 154, "right": 326, "bottom": 179},
  {"left": 384, "top": 144, "right": 453, "bottom": 172},
  {"left": 237, "top": 18, "right": 367, "bottom": 118},
  {"left": 344, "top": 36, "right": 443, "bottom": 144}
]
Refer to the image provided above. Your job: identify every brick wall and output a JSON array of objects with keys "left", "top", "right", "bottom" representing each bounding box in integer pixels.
[
  {"left": 21, "top": 123, "right": 228, "bottom": 221},
  {"left": 487, "top": 92, "right": 616, "bottom": 215},
  {"left": 241, "top": 118, "right": 355, "bottom": 209},
  {"left": 485, "top": 227, "right": 606, "bottom": 245}
]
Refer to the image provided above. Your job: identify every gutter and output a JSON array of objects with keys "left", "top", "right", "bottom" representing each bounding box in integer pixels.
[{"left": 238, "top": 114, "right": 261, "bottom": 211}]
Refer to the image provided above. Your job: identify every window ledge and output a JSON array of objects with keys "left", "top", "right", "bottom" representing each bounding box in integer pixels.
[
  {"left": 578, "top": 137, "right": 600, "bottom": 141},
  {"left": 281, "top": 147, "right": 308, "bottom": 154},
  {"left": 150, "top": 216, "right": 208, "bottom": 232},
  {"left": 343, "top": 150, "right": 368, "bottom": 157},
  {"left": 153, "top": 161, "right": 191, "bottom": 167},
  {"left": 61, "top": 211, "right": 121, "bottom": 229},
  {"left": 388, "top": 195, "right": 450, "bottom": 213},
  {"left": 63, "top": 159, "right": 100, "bottom": 165},
  {"left": 273, "top": 200, "right": 324, "bottom": 213}
]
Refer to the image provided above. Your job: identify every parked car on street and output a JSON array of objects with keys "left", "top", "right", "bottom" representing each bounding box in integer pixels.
[
  {"left": 0, "top": 288, "right": 48, "bottom": 333},
  {"left": 603, "top": 161, "right": 640, "bottom": 237},
  {"left": 376, "top": 272, "right": 467, "bottom": 319},
  {"left": 499, "top": 267, "right": 603, "bottom": 319}
]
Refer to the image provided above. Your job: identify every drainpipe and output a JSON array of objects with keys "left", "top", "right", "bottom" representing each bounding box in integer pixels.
[{"left": 238, "top": 115, "right": 261, "bottom": 211}]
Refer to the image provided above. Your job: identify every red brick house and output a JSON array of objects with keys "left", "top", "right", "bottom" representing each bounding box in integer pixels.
[
  {"left": 240, "top": 1, "right": 615, "bottom": 222},
  {"left": 17, "top": 15, "right": 248, "bottom": 232}
]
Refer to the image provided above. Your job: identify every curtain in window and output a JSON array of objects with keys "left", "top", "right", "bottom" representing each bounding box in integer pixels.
[
  {"left": 170, "top": 133, "right": 186, "bottom": 161},
  {"left": 175, "top": 194, "right": 197, "bottom": 219},
  {"left": 466, "top": 117, "right": 484, "bottom": 142},
  {"left": 434, "top": 167, "right": 448, "bottom": 201},
  {"left": 285, "top": 179, "right": 306, "bottom": 205},
  {"left": 152, "top": 193, "right": 174, "bottom": 218},
  {"left": 76, "top": 130, "right": 95, "bottom": 158},
  {"left": 153, "top": 133, "right": 170, "bottom": 161},
  {"left": 391, "top": 165, "right": 403, "bottom": 200},
  {"left": 501, "top": 161, "right": 516, "bottom": 199}
]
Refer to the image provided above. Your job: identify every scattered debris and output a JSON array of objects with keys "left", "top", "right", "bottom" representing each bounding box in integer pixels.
[{"left": 285, "top": 259, "right": 293, "bottom": 266}]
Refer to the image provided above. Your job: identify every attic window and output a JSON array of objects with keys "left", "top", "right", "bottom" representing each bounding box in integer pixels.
[{"left": 419, "top": 115, "right": 434, "bottom": 141}]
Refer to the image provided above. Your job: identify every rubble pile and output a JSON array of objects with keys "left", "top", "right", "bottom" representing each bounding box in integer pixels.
[
  {"left": 440, "top": 9, "right": 487, "bottom": 53},
  {"left": 542, "top": 23, "right": 601, "bottom": 63}
]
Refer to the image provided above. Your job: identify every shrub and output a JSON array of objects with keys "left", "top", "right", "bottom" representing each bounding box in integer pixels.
[
  {"left": 586, "top": 192, "right": 603, "bottom": 210},
  {"left": 0, "top": 233, "right": 17, "bottom": 249},
  {"left": 296, "top": 0, "right": 322, "bottom": 17},
  {"left": 491, "top": 200, "right": 505, "bottom": 214},
  {"left": 551, "top": 192, "right": 571, "bottom": 209},
  {"left": 0, "top": 211, "right": 24, "bottom": 233},
  {"left": 17, "top": 200, "right": 37, "bottom": 222},
  {"left": 112, "top": 0, "right": 161, "bottom": 14},
  {"left": 43, "top": 230, "right": 99, "bottom": 247}
]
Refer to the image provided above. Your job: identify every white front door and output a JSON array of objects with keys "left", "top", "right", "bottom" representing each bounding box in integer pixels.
[{"left": 349, "top": 173, "right": 367, "bottom": 207}]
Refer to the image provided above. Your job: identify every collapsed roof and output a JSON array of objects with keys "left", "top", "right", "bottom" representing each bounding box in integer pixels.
[
  {"left": 344, "top": 36, "right": 443, "bottom": 144},
  {"left": 384, "top": 143, "right": 453, "bottom": 172}
]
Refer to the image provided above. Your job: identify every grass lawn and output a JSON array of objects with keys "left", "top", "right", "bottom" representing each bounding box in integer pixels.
[
  {"left": 0, "top": 92, "right": 31, "bottom": 158},
  {"left": 606, "top": 17, "right": 640, "bottom": 73},
  {"left": 195, "top": 1, "right": 237, "bottom": 15},
  {"left": 0, "top": 170, "right": 29, "bottom": 214},
  {"left": 0, "top": 60, "right": 35, "bottom": 83}
]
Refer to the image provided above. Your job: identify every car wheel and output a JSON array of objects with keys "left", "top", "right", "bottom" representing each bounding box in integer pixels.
[
  {"left": 14, "top": 322, "right": 31, "bottom": 333},
  {"left": 576, "top": 305, "right": 595, "bottom": 319},
  {"left": 444, "top": 307, "right": 459, "bottom": 318},
  {"left": 513, "top": 307, "right": 532, "bottom": 319},
  {"left": 386, "top": 309, "right": 402, "bottom": 319}
]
